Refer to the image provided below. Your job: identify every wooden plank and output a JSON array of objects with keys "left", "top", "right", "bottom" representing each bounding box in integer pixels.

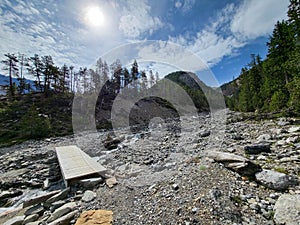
[{"left": 55, "top": 145, "right": 107, "bottom": 186}]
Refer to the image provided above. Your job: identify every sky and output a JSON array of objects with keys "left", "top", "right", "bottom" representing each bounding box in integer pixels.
[{"left": 0, "top": 0, "right": 290, "bottom": 86}]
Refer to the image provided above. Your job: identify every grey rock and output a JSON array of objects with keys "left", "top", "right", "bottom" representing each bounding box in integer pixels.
[
  {"left": 3, "top": 215, "right": 25, "bottom": 225},
  {"left": 172, "top": 184, "right": 179, "bottom": 191},
  {"left": 244, "top": 144, "right": 271, "bottom": 155},
  {"left": 104, "top": 136, "right": 124, "bottom": 150},
  {"left": 47, "top": 210, "right": 78, "bottom": 225},
  {"left": 209, "top": 189, "right": 222, "bottom": 200},
  {"left": 0, "top": 168, "right": 29, "bottom": 180},
  {"left": 25, "top": 222, "right": 43, "bottom": 225},
  {"left": 81, "top": 190, "right": 97, "bottom": 202},
  {"left": 207, "top": 151, "right": 262, "bottom": 176},
  {"left": 44, "top": 188, "right": 69, "bottom": 208},
  {"left": 23, "top": 214, "right": 39, "bottom": 224},
  {"left": 255, "top": 169, "right": 299, "bottom": 191},
  {"left": 79, "top": 177, "right": 103, "bottom": 189},
  {"left": 49, "top": 200, "right": 67, "bottom": 213},
  {"left": 286, "top": 136, "right": 299, "bottom": 143},
  {"left": 43, "top": 178, "right": 50, "bottom": 190},
  {"left": 23, "top": 190, "right": 60, "bottom": 208},
  {"left": 24, "top": 204, "right": 44, "bottom": 216},
  {"left": 278, "top": 118, "right": 290, "bottom": 126},
  {"left": 274, "top": 194, "right": 300, "bottom": 225},
  {"left": 47, "top": 202, "right": 77, "bottom": 223},
  {"left": 257, "top": 134, "right": 271, "bottom": 142},
  {"left": 276, "top": 140, "right": 286, "bottom": 146},
  {"left": 288, "top": 126, "right": 300, "bottom": 133}
]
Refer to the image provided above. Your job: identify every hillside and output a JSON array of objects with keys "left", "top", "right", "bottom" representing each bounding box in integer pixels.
[{"left": 0, "top": 71, "right": 214, "bottom": 147}]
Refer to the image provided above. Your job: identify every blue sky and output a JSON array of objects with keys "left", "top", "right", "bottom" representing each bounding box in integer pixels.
[{"left": 0, "top": 0, "right": 289, "bottom": 86}]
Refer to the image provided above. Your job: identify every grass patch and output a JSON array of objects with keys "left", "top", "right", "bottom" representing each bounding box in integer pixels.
[
  {"left": 199, "top": 165, "right": 207, "bottom": 171},
  {"left": 274, "top": 167, "right": 288, "bottom": 174},
  {"left": 231, "top": 195, "right": 243, "bottom": 205}
]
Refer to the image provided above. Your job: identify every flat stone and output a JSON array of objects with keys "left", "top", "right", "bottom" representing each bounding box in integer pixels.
[
  {"left": 276, "top": 140, "right": 286, "bottom": 146},
  {"left": 286, "top": 136, "right": 299, "bottom": 143},
  {"left": 44, "top": 188, "right": 69, "bottom": 208},
  {"left": 82, "top": 190, "right": 97, "bottom": 202},
  {"left": 25, "top": 222, "right": 41, "bottom": 225},
  {"left": 3, "top": 215, "right": 25, "bottom": 225},
  {"left": 257, "top": 134, "right": 271, "bottom": 142},
  {"left": 75, "top": 210, "right": 113, "bottom": 225},
  {"left": 24, "top": 204, "right": 44, "bottom": 216},
  {"left": 274, "top": 194, "right": 300, "bottom": 225},
  {"left": 79, "top": 177, "right": 103, "bottom": 189},
  {"left": 23, "top": 214, "right": 39, "bottom": 224},
  {"left": 23, "top": 190, "right": 60, "bottom": 208},
  {"left": 207, "top": 151, "right": 261, "bottom": 176},
  {"left": 49, "top": 200, "right": 67, "bottom": 213},
  {"left": 48, "top": 210, "right": 78, "bottom": 225},
  {"left": 244, "top": 144, "right": 271, "bottom": 155},
  {"left": 47, "top": 202, "right": 77, "bottom": 223},
  {"left": 0, "top": 168, "right": 29, "bottom": 180},
  {"left": 288, "top": 126, "right": 300, "bottom": 133},
  {"left": 255, "top": 169, "right": 299, "bottom": 191}
]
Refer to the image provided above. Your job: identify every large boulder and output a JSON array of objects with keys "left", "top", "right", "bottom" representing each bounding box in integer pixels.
[
  {"left": 255, "top": 169, "right": 299, "bottom": 191},
  {"left": 274, "top": 194, "right": 300, "bottom": 225},
  {"left": 207, "top": 151, "right": 262, "bottom": 177}
]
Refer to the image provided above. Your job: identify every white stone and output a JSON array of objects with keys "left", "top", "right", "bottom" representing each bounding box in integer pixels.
[
  {"left": 82, "top": 190, "right": 97, "bottom": 202},
  {"left": 274, "top": 194, "right": 300, "bottom": 225}
]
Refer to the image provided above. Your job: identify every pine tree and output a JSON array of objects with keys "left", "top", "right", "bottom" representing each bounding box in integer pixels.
[
  {"left": 110, "top": 59, "right": 122, "bottom": 93},
  {"left": 1, "top": 53, "right": 19, "bottom": 96},
  {"left": 28, "top": 54, "right": 43, "bottom": 92}
]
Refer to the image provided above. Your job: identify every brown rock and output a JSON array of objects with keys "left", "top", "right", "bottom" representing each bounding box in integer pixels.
[{"left": 75, "top": 210, "right": 113, "bottom": 225}]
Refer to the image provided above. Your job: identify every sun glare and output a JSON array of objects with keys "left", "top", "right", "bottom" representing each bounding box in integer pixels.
[{"left": 85, "top": 6, "right": 104, "bottom": 27}]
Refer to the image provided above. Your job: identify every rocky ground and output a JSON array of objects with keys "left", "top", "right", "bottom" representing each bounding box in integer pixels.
[{"left": 0, "top": 110, "right": 299, "bottom": 225}]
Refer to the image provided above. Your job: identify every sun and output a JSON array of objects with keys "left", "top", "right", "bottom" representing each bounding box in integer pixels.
[{"left": 85, "top": 6, "right": 105, "bottom": 27}]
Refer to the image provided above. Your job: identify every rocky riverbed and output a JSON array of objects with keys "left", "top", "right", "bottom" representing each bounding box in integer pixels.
[{"left": 0, "top": 110, "right": 299, "bottom": 225}]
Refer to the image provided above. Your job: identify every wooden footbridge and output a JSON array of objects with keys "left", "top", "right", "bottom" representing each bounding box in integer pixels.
[{"left": 55, "top": 145, "right": 107, "bottom": 186}]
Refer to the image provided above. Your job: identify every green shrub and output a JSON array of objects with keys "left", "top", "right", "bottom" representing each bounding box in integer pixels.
[
  {"left": 269, "top": 90, "right": 288, "bottom": 111},
  {"left": 19, "top": 105, "right": 52, "bottom": 139}
]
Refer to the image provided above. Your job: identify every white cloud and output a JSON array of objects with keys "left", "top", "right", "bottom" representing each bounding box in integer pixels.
[
  {"left": 166, "top": 0, "right": 289, "bottom": 70},
  {"left": 181, "top": 0, "right": 196, "bottom": 13},
  {"left": 167, "top": 3, "right": 245, "bottom": 68},
  {"left": 231, "top": 0, "right": 289, "bottom": 40},
  {"left": 174, "top": 0, "right": 195, "bottom": 13},
  {"left": 119, "top": 0, "right": 163, "bottom": 38}
]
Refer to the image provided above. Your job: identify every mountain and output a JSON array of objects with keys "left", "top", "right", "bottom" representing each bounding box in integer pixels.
[
  {"left": 220, "top": 78, "right": 241, "bottom": 97},
  {"left": 0, "top": 74, "right": 36, "bottom": 95},
  {"left": 165, "top": 71, "right": 226, "bottom": 111}
]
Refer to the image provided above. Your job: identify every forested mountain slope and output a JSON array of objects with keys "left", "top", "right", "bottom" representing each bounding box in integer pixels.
[{"left": 221, "top": 0, "right": 300, "bottom": 116}]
